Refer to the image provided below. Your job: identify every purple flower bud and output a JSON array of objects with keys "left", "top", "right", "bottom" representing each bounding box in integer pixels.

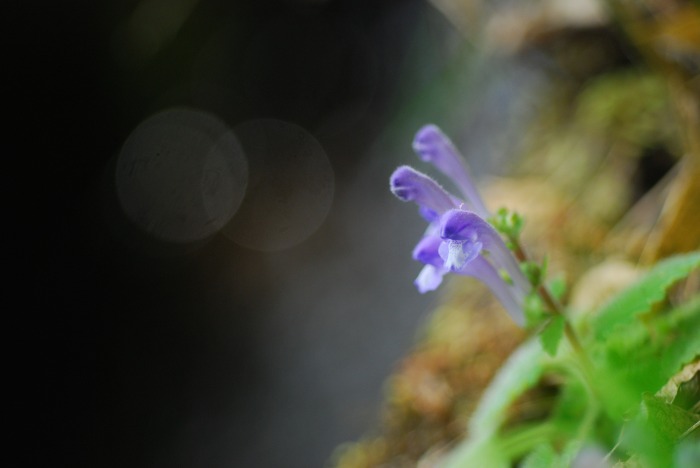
[
  {"left": 413, "top": 125, "right": 489, "bottom": 218},
  {"left": 390, "top": 166, "right": 456, "bottom": 215}
]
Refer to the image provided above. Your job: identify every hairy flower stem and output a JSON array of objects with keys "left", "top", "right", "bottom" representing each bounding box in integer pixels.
[{"left": 511, "top": 238, "right": 593, "bottom": 372}]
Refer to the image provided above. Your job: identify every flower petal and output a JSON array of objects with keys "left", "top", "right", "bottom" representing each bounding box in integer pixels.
[
  {"left": 413, "top": 124, "right": 489, "bottom": 217},
  {"left": 440, "top": 209, "right": 492, "bottom": 242},
  {"left": 414, "top": 265, "right": 445, "bottom": 293},
  {"left": 460, "top": 255, "right": 525, "bottom": 325},
  {"left": 418, "top": 206, "right": 439, "bottom": 223},
  {"left": 412, "top": 235, "right": 444, "bottom": 268},
  {"left": 439, "top": 239, "right": 483, "bottom": 272},
  {"left": 390, "top": 166, "right": 456, "bottom": 215},
  {"left": 441, "top": 209, "right": 530, "bottom": 294}
]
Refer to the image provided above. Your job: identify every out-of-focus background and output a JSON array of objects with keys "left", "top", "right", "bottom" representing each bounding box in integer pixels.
[
  {"left": 14, "top": 1, "right": 514, "bottom": 467},
  {"left": 14, "top": 0, "right": 695, "bottom": 466}
]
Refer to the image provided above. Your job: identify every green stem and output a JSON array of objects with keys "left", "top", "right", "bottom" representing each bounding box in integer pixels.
[{"left": 512, "top": 238, "right": 594, "bottom": 374}]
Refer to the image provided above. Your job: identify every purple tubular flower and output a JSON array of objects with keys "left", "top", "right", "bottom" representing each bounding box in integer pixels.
[
  {"left": 438, "top": 209, "right": 530, "bottom": 325},
  {"left": 391, "top": 125, "right": 531, "bottom": 326},
  {"left": 390, "top": 166, "right": 456, "bottom": 215},
  {"left": 413, "top": 124, "right": 489, "bottom": 218},
  {"left": 440, "top": 209, "right": 530, "bottom": 295}
]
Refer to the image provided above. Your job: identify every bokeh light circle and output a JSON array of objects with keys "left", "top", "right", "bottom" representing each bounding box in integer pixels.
[
  {"left": 116, "top": 108, "right": 247, "bottom": 243},
  {"left": 222, "top": 119, "right": 334, "bottom": 251}
]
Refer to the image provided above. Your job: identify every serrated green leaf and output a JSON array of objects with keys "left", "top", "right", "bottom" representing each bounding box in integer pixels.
[
  {"left": 623, "top": 395, "right": 699, "bottom": 467},
  {"left": 540, "top": 316, "right": 565, "bottom": 357},
  {"left": 595, "top": 295, "right": 700, "bottom": 418},
  {"left": 639, "top": 395, "right": 698, "bottom": 444},
  {"left": 593, "top": 251, "right": 700, "bottom": 341}
]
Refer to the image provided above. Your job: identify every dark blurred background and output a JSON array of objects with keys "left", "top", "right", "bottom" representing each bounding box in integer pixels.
[{"left": 12, "top": 1, "right": 540, "bottom": 466}]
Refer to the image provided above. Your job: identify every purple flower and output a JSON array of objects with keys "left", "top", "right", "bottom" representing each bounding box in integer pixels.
[
  {"left": 413, "top": 124, "right": 489, "bottom": 218},
  {"left": 389, "top": 165, "right": 456, "bottom": 216},
  {"left": 439, "top": 209, "right": 528, "bottom": 324},
  {"left": 390, "top": 125, "right": 529, "bottom": 325},
  {"left": 441, "top": 210, "right": 530, "bottom": 294}
]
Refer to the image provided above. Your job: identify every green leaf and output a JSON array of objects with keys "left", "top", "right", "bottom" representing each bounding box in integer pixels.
[
  {"left": 551, "top": 382, "right": 588, "bottom": 431},
  {"left": 469, "top": 339, "right": 548, "bottom": 436},
  {"left": 445, "top": 341, "right": 553, "bottom": 468},
  {"left": 521, "top": 443, "right": 557, "bottom": 468},
  {"left": 595, "top": 295, "right": 700, "bottom": 418},
  {"left": 490, "top": 207, "right": 524, "bottom": 239},
  {"left": 639, "top": 395, "right": 698, "bottom": 444},
  {"left": 540, "top": 316, "right": 565, "bottom": 357},
  {"left": 623, "top": 395, "right": 700, "bottom": 467},
  {"left": 593, "top": 251, "right": 700, "bottom": 341},
  {"left": 521, "top": 261, "right": 544, "bottom": 288},
  {"left": 520, "top": 439, "right": 587, "bottom": 468}
]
